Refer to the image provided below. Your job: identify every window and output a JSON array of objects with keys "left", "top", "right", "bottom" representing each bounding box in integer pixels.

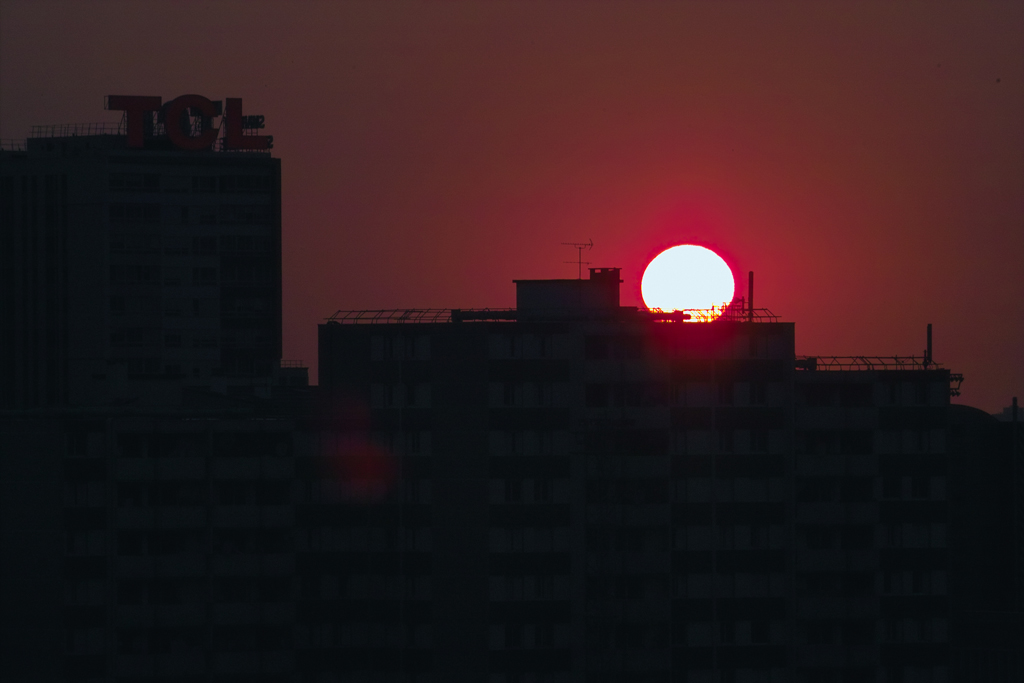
[
  {"left": 192, "top": 176, "right": 217, "bottom": 193},
  {"left": 840, "top": 526, "right": 872, "bottom": 550},
  {"left": 718, "top": 430, "right": 734, "bottom": 453},
  {"left": 585, "top": 336, "right": 609, "bottom": 360},
  {"left": 751, "top": 429, "right": 769, "bottom": 453},
  {"left": 219, "top": 204, "right": 271, "bottom": 225},
  {"left": 117, "top": 581, "right": 146, "bottom": 606},
  {"left": 504, "top": 624, "right": 523, "bottom": 649},
  {"left": 109, "top": 202, "right": 160, "bottom": 223},
  {"left": 840, "top": 430, "right": 873, "bottom": 454},
  {"left": 842, "top": 621, "right": 872, "bottom": 645},
  {"left": 840, "top": 384, "right": 872, "bottom": 407},
  {"left": 197, "top": 206, "right": 217, "bottom": 224},
  {"left": 804, "top": 383, "right": 835, "bottom": 407},
  {"left": 219, "top": 174, "right": 272, "bottom": 194},
  {"left": 504, "top": 480, "right": 522, "bottom": 504},
  {"left": 117, "top": 531, "right": 146, "bottom": 556},
  {"left": 192, "top": 267, "right": 217, "bottom": 285},
  {"left": 805, "top": 527, "right": 834, "bottom": 550},
  {"left": 840, "top": 477, "right": 873, "bottom": 502},
  {"left": 751, "top": 524, "right": 770, "bottom": 549},
  {"left": 110, "top": 173, "right": 159, "bottom": 192},
  {"left": 672, "top": 430, "right": 688, "bottom": 455},
  {"left": 807, "top": 621, "right": 837, "bottom": 645},
  {"left": 110, "top": 264, "right": 159, "bottom": 284},
  {"left": 797, "top": 477, "right": 837, "bottom": 502},
  {"left": 619, "top": 336, "right": 642, "bottom": 359},
  {"left": 585, "top": 384, "right": 608, "bottom": 408},
  {"left": 192, "top": 236, "right": 216, "bottom": 254}
]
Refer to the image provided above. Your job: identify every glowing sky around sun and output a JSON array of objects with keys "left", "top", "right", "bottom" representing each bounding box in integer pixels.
[{"left": 641, "top": 245, "right": 735, "bottom": 316}]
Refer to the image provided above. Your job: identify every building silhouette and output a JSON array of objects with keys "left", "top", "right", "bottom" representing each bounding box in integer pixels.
[
  {"left": 0, "top": 102, "right": 284, "bottom": 410},
  {"left": 316, "top": 269, "right": 1022, "bottom": 683},
  {"left": 1, "top": 102, "right": 1021, "bottom": 683},
  {"left": 1, "top": 101, "right": 303, "bottom": 683}
]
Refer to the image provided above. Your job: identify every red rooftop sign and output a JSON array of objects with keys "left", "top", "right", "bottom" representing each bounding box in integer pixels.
[{"left": 105, "top": 95, "right": 272, "bottom": 151}]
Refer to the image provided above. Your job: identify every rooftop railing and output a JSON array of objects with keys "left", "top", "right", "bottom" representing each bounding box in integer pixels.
[
  {"left": 31, "top": 122, "right": 127, "bottom": 138},
  {"left": 21, "top": 122, "right": 269, "bottom": 154},
  {"left": 795, "top": 355, "right": 944, "bottom": 371},
  {"left": 326, "top": 305, "right": 781, "bottom": 324},
  {"left": 795, "top": 356, "right": 963, "bottom": 395}
]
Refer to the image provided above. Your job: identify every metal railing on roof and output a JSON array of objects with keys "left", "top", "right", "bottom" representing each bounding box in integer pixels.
[
  {"left": 326, "top": 304, "right": 781, "bottom": 325},
  {"left": 795, "top": 355, "right": 944, "bottom": 371},
  {"left": 328, "top": 309, "right": 465, "bottom": 324},
  {"left": 683, "top": 305, "right": 779, "bottom": 323},
  {"left": 24, "top": 121, "right": 269, "bottom": 154},
  {"left": 31, "top": 122, "right": 127, "bottom": 138},
  {"left": 796, "top": 356, "right": 964, "bottom": 396}
]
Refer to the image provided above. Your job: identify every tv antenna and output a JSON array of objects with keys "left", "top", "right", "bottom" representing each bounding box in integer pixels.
[{"left": 562, "top": 239, "right": 593, "bottom": 279}]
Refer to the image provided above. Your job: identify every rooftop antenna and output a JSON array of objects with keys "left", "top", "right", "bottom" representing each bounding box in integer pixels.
[
  {"left": 748, "top": 271, "right": 754, "bottom": 323},
  {"left": 925, "top": 323, "right": 933, "bottom": 368},
  {"left": 562, "top": 239, "right": 593, "bottom": 279}
]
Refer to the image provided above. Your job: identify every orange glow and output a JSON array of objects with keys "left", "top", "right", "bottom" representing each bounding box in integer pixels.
[{"left": 641, "top": 245, "right": 735, "bottom": 319}]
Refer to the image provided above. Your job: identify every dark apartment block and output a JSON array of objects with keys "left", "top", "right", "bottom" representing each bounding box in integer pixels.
[
  {"left": 309, "top": 269, "right": 1017, "bottom": 682},
  {"left": 0, "top": 128, "right": 282, "bottom": 409}
]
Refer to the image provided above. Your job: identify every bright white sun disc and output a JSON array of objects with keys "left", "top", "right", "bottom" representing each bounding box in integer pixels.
[{"left": 641, "top": 245, "right": 735, "bottom": 316}]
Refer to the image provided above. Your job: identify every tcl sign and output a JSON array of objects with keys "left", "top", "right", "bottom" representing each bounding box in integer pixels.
[{"left": 106, "top": 94, "right": 272, "bottom": 151}]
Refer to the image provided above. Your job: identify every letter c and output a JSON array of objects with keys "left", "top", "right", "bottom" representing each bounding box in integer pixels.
[{"left": 163, "top": 95, "right": 219, "bottom": 151}]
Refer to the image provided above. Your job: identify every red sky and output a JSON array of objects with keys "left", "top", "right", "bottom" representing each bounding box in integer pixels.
[{"left": 3, "top": 1, "right": 1022, "bottom": 412}]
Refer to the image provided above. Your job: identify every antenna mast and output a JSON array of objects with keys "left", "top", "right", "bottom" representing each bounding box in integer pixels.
[{"left": 562, "top": 239, "right": 593, "bottom": 279}]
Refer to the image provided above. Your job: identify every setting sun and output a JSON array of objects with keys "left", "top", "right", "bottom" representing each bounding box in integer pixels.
[{"left": 641, "top": 244, "right": 735, "bottom": 318}]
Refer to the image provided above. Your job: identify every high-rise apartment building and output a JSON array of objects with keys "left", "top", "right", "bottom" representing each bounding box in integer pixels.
[
  {"left": 314, "top": 268, "right": 1018, "bottom": 683},
  {"left": 1, "top": 97, "right": 302, "bottom": 683},
  {"left": 0, "top": 94, "right": 283, "bottom": 409}
]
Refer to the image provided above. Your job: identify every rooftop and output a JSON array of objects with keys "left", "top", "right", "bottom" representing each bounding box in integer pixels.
[{"left": 325, "top": 303, "right": 781, "bottom": 324}]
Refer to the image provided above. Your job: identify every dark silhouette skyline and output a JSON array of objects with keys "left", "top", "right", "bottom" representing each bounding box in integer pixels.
[
  {"left": 2, "top": 110, "right": 1021, "bottom": 680},
  {"left": 1, "top": 1, "right": 1021, "bottom": 411}
]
